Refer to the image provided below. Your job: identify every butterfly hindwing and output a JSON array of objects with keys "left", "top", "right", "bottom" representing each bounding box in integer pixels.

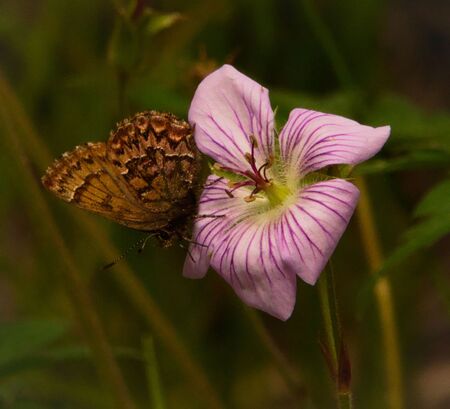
[
  {"left": 42, "top": 142, "right": 169, "bottom": 231},
  {"left": 42, "top": 111, "right": 201, "bottom": 236}
]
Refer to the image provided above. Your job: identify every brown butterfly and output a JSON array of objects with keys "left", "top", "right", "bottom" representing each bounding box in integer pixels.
[{"left": 42, "top": 110, "right": 200, "bottom": 246}]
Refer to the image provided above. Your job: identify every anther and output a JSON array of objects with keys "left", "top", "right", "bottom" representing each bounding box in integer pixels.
[{"left": 249, "top": 134, "right": 258, "bottom": 148}]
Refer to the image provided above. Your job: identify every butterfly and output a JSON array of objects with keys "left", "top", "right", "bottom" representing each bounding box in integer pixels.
[{"left": 42, "top": 110, "right": 200, "bottom": 246}]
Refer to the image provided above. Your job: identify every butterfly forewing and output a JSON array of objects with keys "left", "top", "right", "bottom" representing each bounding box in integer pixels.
[{"left": 42, "top": 111, "right": 200, "bottom": 236}]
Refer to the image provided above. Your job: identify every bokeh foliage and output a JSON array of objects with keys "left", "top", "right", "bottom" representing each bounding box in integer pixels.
[{"left": 0, "top": 0, "right": 449, "bottom": 408}]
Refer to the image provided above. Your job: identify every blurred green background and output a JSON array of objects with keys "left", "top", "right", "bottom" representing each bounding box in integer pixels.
[{"left": 0, "top": 0, "right": 449, "bottom": 408}]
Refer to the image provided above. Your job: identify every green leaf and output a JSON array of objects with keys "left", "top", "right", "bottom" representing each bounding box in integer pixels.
[
  {"left": 367, "top": 93, "right": 450, "bottom": 152},
  {"left": 414, "top": 179, "right": 450, "bottom": 217},
  {"left": 379, "top": 216, "right": 450, "bottom": 275},
  {"left": 358, "top": 181, "right": 450, "bottom": 316},
  {"left": 355, "top": 150, "right": 450, "bottom": 175},
  {"left": 145, "top": 11, "right": 183, "bottom": 36},
  {"left": 143, "top": 336, "right": 166, "bottom": 409},
  {"left": 0, "top": 320, "right": 68, "bottom": 369}
]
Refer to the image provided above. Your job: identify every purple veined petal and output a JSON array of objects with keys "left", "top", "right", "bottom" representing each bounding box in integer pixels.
[
  {"left": 279, "top": 179, "right": 360, "bottom": 285},
  {"left": 183, "top": 175, "right": 260, "bottom": 279},
  {"left": 279, "top": 108, "right": 391, "bottom": 178},
  {"left": 208, "top": 213, "right": 297, "bottom": 321},
  {"left": 189, "top": 65, "right": 275, "bottom": 172}
]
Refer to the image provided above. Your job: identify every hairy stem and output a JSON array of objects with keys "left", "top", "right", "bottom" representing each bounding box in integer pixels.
[
  {"left": 297, "top": 1, "right": 403, "bottom": 406},
  {"left": 318, "top": 266, "right": 353, "bottom": 409}
]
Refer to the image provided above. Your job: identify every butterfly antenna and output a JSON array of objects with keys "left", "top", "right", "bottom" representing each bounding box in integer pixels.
[
  {"left": 101, "top": 233, "right": 156, "bottom": 271},
  {"left": 193, "top": 214, "right": 226, "bottom": 219},
  {"left": 178, "top": 240, "right": 198, "bottom": 262}
]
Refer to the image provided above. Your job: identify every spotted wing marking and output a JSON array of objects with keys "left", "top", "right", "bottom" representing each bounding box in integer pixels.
[{"left": 41, "top": 142, "right": 168, "bottom": 230}]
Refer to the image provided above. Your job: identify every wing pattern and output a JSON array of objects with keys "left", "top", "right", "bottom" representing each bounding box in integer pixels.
[{"left": 42, "top": 111, "right": 200, "bottom": 232}]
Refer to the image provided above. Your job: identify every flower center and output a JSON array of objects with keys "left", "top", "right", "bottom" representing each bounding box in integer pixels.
[{"left": 217, "top": 135, "right": 292, "bottom": 207}]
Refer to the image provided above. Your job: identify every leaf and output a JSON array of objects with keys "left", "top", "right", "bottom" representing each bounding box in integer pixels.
[
  {"left": 355, "top": 150, "right": 450, "bottom": 175},
  {"left": 414, "top": 179, "right": 450, "bottom": 217},
  {"left": 367, "top": 93, "right": 450, "bottom": 152},
  {"left": 358, "top": 179, "right": 450, "bottom": 316},
  {"left": 145, "top": 11, "right": 183, "bottom": 36},
  {"left": 143, "top": 336, "right": 166, "bottom": 409},
  {"left": 379, "top": 217, "right": 450, "bottom": 274},
  {"left": 0, "top": 320, "right": 68, "bottom": 369}
]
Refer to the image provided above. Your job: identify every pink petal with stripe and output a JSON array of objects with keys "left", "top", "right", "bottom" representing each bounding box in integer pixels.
[
  {"left": 209, "top": 215, "right": 297, "bottom": 321},
  {"left": 189, "top": 65, "right": 274, "bottom": 173},
  {"left": 183, "top": 175, "right": 262, "bottom": 279},
  {"left": 279, "top": 108, "right": 390, "bottom": 178},
  {"left": 279, "top": 179, "right": 359, "bottom": 284}
]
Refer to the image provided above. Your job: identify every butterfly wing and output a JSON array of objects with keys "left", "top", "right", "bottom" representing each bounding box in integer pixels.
[
  {"left": 106, "top": 111, "right": 200, "bottom": 222},
  {"left": 42, "top": 142, "right": 169, "bottom": 231}
]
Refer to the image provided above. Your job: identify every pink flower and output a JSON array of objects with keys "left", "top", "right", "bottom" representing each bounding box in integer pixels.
[{"left": 183, "top": 65, "right": 390, "bottom": 320}]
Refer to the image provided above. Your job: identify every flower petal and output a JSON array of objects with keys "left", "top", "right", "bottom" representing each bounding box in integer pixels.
[
  {"left": 184, "top": 175, "right": 296, "bottom": 320},
  {"left": 280, "top": 179, "right": 359, "bottom": 285},
  {"left": 183, "top": 175, "right": 258, "bottom": 279},
  {"left": 210, "top": 217, "right": 297, "bottom": 320},
  {"left": 279, "top": 108, "right": 390, "bottom": 178},
  {"left": 189, "top": 65, "right": 274, "bottom": 172}
]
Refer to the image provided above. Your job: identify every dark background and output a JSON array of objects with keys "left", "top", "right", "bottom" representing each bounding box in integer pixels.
[{"left": 0, "top": 0, "right": 449, "bottom": 408}]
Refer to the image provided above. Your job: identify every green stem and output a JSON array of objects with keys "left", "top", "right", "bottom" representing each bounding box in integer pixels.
[
  {"left": 317, "top": 267, "right": 339, "bottom": 376},
  {"left": 355, "top": 177, "right": 403, "bottom": 409},
  {"left": 338, "top": 393, "right": 353, "bottom": 409},
  {"left": 297, "top": 2, "right": 403, "bottom": 407},
  {"left": 318, "top": 266, "right": 353, "bottom": 409},
  {"left": 143, "top": 336, "right": 166, "bottom": 409}
]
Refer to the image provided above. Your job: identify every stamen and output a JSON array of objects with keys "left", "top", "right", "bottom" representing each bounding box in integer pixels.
[
  {"left": 249, "top": 134, "right": 258, "bottom": 148},
  {"left": 262, "top": 164, "right": 270, "bottom": 181},
  {"left": 220, "top": 134, "right": 276, "bottom": 203}
]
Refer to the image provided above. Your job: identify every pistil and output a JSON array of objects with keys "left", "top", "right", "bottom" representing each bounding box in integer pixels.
[{"left": 215, "top": 135, "right": 292, "bottom": 206}]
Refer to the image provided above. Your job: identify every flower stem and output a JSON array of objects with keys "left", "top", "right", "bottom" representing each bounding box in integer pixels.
[
  {"left": 296, "top": 1, "right": 403, "bottom": 406},
  {"left": 318, "top": 265, "right": 353, "bottom": 409},
  {"left": 338, "top": 393, "right": 353, "bottom": 409},
  {"left": 318, "top": 271, "right": 338, "bottom": 371},
  {"left": 355, "top": 177, "right": 403, "bottom": 409}
]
